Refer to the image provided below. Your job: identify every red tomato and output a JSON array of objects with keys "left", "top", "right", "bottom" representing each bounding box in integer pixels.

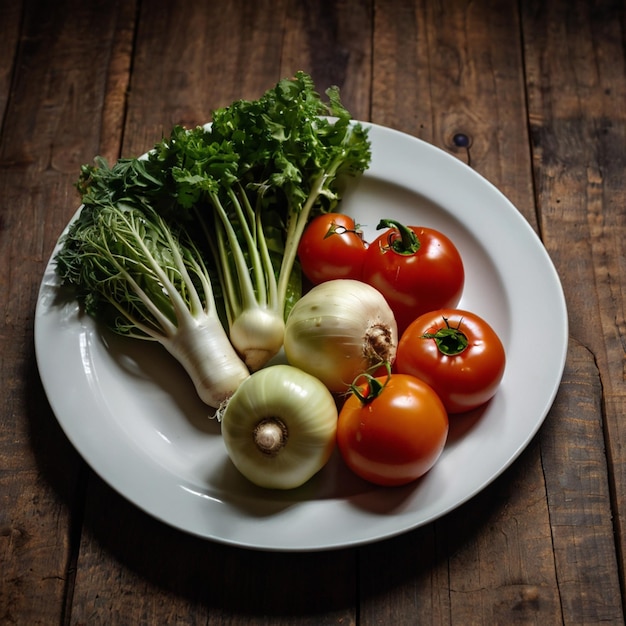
[
  {"left": 362, "top": 220, "right": 464, "bottom": 334},
  {"left": 396, "top": 309, "right": 506, "bottom": 414},
  {"left": 337, "top": 374, "right": 449, "bottom": 486},
  {"left": 297, "top": 213, "right": 368, "bottom": 284}
]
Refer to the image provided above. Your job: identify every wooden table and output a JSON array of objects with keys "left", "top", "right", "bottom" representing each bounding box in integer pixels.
[{"left": 2, "top": 0, "right": 625, "bottom": 623}]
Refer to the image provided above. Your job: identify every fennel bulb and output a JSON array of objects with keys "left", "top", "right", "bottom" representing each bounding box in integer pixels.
[{"left": 54, "top": 201, "right": 249, "bottom": 408}]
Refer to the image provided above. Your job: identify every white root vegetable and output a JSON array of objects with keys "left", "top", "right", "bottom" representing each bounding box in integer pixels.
[
  {"left": 228, "top": 307, "right": 286, "bottom": 372},
  {"left": 160, "top": 316, "right": 250, "bottom": 407},
  {"left": 219, "top": 365, "right": 338, "bottom": 490},
  {"left": 54, "top": 202, "right": 250, "bottom": 408},
  {"left": 283, "top": 279, "right": 398, "bottom": 393}
]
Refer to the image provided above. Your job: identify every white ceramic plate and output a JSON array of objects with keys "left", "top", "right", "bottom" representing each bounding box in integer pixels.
[{"left": 35, "top": 122, "right": 568, "bottom": 551}]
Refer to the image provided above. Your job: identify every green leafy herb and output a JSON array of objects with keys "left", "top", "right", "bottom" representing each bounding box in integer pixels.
[{"left": 59, "top": 71, "right": 371, "bottom": 379}]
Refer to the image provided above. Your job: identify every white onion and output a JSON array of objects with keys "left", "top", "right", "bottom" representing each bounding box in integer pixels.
[
  {"left": 283, "top": 279, "right": 398, "bottom": 392},
  {"left": 220, "top": 365, "right": 338, "bottom": 490}
]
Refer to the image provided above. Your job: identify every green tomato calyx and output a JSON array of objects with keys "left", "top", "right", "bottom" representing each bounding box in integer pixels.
[
  {"left": 423, "top": 316, "right": 469, "bottom": 356},
  {"left": 349, "top": 361, "right": 392, "bottom": 405}
]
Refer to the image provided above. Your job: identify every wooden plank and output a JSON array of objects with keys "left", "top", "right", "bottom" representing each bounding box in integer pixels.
[
  {"left": 121, "top": 0, "right": 288, "bottom": 157},
  {"left": 67, "top": 1, "right": 366, "bottom": 623},
  {"left": 280, "top": 0, "right": 373, "bottom": 120},
  {"left": 522, "top": 0, "right": 626, "bottom": 601},
  {"left": 0, "top": 0, "right": 137, "bottom": 623},
  {"left": 0, "top": 1, "right": 22, "bottom": 118},
  {"left": 542, "top": 340, "right": 624, "bottom": 622},
  {"left": 97, "top": 2, "right": 137, "bottom": 165},
  {"left": 371, "top": 0, "right": 434, "bottom": 142}
]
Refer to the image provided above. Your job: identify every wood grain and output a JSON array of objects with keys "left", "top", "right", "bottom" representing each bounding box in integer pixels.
[
  {"left": 372, "top": 0, "right": 433, "bottom": 142},
  {"left": 122, "top": 0, "right": 288, "bottom": 157},
  {"left": 542, "top": 340, "right": 624, "bottom": 622},
  {"left": 281, "top": 0, "right": 373, "bottom": 120},
  {"left": 0, "top": 2, "right": 22, "bottom": 119},
  {"left": 98, "top": 2, "right": 138, "bottom": 165},
  {"left": 2, "top": 0, "right": 625, "bottom": 623},
  {"left": 522, "top": 0, "right": 626, "bottom": 598},
  {"left": 0, "top": 1, "right": 135, "bottom": 623}
]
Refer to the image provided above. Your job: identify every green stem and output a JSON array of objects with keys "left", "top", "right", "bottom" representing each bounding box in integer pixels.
[
  {"left": 192, "top": 205, "right": 237, "bottom": 325},
  {"left": 276, "top": 171, "right": 326, "bottom": 308},
  {"left": 214, "top": 213, "right": 239, "bottom": 324},
  {"left": 227, "top": 186, "right": 268, "bottom": 308},
  {"left": 254, "top": 196, "right": 279, "bottom": 311},
  {"left": 376, "top": 218, "right": 420, "bottom": 255},
  {"left": 209, "top": 190, "right": 258, "bottom": 316}
]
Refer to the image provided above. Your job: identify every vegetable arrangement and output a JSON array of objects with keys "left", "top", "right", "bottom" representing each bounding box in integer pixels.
[
  {"left": 55, "top": 72, "right": 506, "bottom": 493},
  {"left": 56, "top": 72, "right": 370, "bottom": 404},
  {"left": 294, "top": 214, "right": 506, "bottom": 487}
]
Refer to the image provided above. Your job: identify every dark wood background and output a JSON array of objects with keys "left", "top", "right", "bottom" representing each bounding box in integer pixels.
[{"left": 2, "top": 0, "right": 625, "bottom": 623}]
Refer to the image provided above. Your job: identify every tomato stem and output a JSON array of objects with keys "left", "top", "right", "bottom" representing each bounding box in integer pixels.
[
  {"left": 324, "top": 220, "right": 364, "bottom": 240},
  {"left": 423, "top": 316, "right": 469, "bottom": 355},
  {"left": 349, "top": 361, "right": 391, "bottom": 405},
  {"left": 376, "top": 219, "right": 420, "bottom": 255}
]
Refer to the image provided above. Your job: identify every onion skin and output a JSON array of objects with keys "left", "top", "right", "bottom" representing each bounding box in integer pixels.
[
  {"left": 220, "top": 365, "right": 338, "bottom": 490},
  {"left": 283, "top": 279, "right": 398, "bottom": 393}
]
